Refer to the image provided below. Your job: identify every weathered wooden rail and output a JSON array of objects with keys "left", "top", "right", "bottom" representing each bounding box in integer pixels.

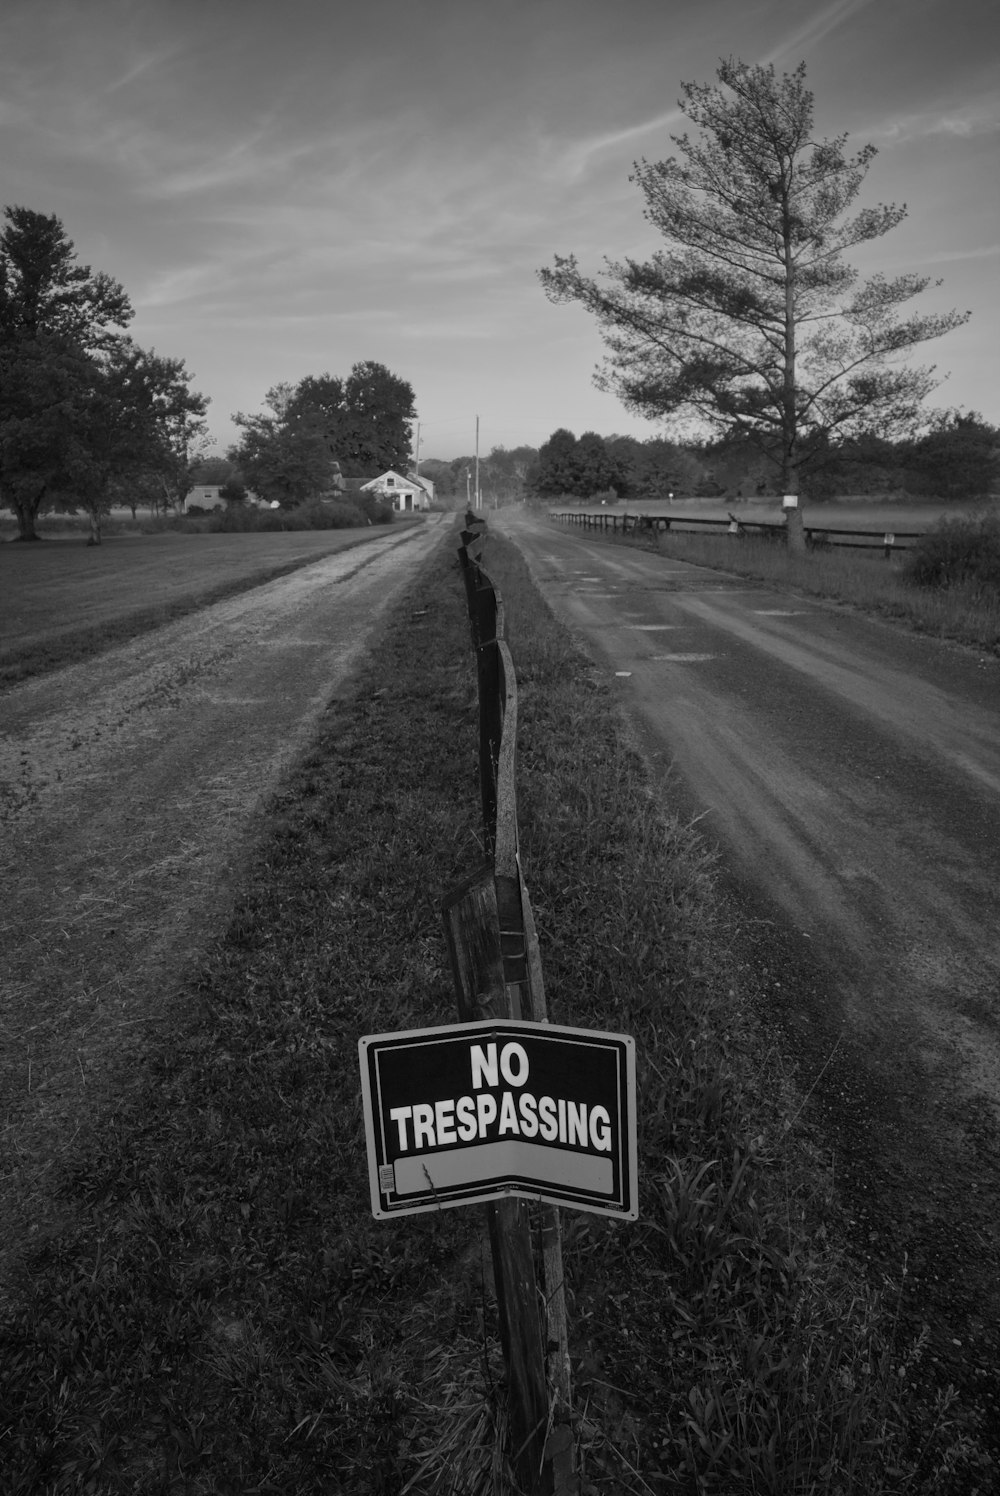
[
  {"left": 551, "top": 508, "right": 926, "bottom": 559},
  {"left": 446, "top": 511, "right": 573, "bottom": 1495}
]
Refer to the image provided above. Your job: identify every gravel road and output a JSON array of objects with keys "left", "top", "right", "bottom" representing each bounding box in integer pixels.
[
  {"left": 0, "top": 518, "right": 445, "bottom": 1288},
  {"left": 503, "top": 510, "right": 1000, "bottom": 1407}
]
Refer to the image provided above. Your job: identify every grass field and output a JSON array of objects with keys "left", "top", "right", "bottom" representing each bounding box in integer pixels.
[
  {"left": 1, "top": 524, "right": 992, "bottom": 1493},
  {"left": 0, "top": 525, "right": 417, "bottom": 687}
]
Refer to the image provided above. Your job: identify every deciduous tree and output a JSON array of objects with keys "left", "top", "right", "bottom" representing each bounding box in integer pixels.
[
  {"left": 905, "top": 411, "right": 999, "bottom": 500},
  {"left": 0, "top": 207, "right": 132, "bottom": 539},
  {"left": 230, "top": 363, "right": 416, "bottom": 505},
  {"left": 229, "top": 383, "right": 335, "bottom": 507},
  {"left": 534, "top": 428, "right": 580, "bottom": 497},
  {"left": 539, "top": 59, "right": 970, "bottom": 548},
  {"left": 574, "top": 430, "right": 625, "bottom": 497},
  {"left": 72, "top": 342, "right": 208, "bottom": 542},
  {"left": 339, "top": 361, "right": 416, "bottom": 475}
]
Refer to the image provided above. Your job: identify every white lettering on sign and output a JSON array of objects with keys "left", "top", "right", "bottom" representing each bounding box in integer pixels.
[
  {"left": 470, "top": 1041, "right": 529, "bottom": 1089},
  {"left": 387, "top": 1046, "right": 614, "bottom": 1156}
]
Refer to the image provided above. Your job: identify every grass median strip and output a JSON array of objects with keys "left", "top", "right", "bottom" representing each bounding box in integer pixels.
[{"left": 0, "top": 527, "right": 991, "bottom": 1493}]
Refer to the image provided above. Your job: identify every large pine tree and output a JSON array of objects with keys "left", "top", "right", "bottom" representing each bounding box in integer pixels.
[{"left": 540, "top": 59, "right": 969, "bottom": 546}]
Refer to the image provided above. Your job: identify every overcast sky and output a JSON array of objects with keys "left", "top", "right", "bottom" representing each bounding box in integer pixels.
[{"left": 1, "top": 0, "right": 996, "bottom": 461}]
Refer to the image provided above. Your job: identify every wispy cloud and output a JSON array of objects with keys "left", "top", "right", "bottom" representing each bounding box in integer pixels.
[
  {"left": 862, "top": 103, "right": 1000, "bottom": 145},
  {"left": 764, "top": 0, "right": 880, "bottom": 63},
  {"left": 102, "top": 44, "right": 185, "bottom": 95},
  {"left": 558, "top": 107, "right": 685, "bottom": 180},
  {"left": 899, "top": 242, "right": 1000, "bottom": 267}
]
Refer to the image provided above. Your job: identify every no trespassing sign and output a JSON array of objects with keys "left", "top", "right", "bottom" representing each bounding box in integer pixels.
[{"left": 358, "top": 1018, "right": 637, "bottom": 1220}]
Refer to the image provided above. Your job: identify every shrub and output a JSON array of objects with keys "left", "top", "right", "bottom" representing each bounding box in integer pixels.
[
  {"left": 354, "top": 490, "right": 394, "bottom": 525},
  {"left": 208, "top": 500, "right": 372, "bottom": 533},
  {"left": 904, "top": 512, "right": 1000, "bottom": 591},
  {"left": 208, "top": 503, "right": 260, "bottom": 532}
]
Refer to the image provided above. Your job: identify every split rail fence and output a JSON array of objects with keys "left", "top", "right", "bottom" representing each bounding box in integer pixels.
[
  {"left": 552, "top": 508, "right": 926, "bottom": 559},
  {"left": 441, "top": 512, "right": 573, "bottom": 1495}
]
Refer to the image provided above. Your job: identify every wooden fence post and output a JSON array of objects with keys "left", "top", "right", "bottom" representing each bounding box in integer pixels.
[
  {"left": 451, "top": 520, "right": 577, "bottom": 1493},
  {"left": 442, "top": 866, "right": 552, "bottom": 1495},
  {"left": 519, "top": 875, "right": 575, "bottom": 1491}
]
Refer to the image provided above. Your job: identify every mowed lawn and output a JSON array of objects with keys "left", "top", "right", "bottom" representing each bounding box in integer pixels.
[{"left": 0, "top": 526, "right": 411, "bottom": 682}]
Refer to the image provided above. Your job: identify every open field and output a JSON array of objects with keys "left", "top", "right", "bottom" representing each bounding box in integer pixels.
[
  {"left": 0, "top": 523, "right": 421, "bottom": 686},
  {"left": 1, "top": 525, "right": 993, "bottom": 1492}
]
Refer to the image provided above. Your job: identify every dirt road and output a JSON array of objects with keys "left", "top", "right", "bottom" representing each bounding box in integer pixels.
[
  {"left": 0, "top": 518, "right": 445, "bottom": 1288},
  {"left": 502, "top": 510, "right": 1000, "bottom": 1390}
]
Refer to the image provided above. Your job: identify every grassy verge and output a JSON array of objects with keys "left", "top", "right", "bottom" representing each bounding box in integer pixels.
[
  {"left": 0, "top": 530, "right": 991, "bottom": 1493},
  {"left": 614, "top": 529, "right": 1000, "bottom": 653},
  {"left": 0, "top": 529, "right": 412, "bottom": 690}
]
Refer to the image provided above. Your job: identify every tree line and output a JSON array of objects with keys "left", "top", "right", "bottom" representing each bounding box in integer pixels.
[
  {"left": 532, "top": 418, "right": 999, "bottom": 503},
  {"left": 0, "top": 206, "right": 420, "bottom": 537},
  {"left": 0, "top": 208, "right": 208, "bottom": 543}
]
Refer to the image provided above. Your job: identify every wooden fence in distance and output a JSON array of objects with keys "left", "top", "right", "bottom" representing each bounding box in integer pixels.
[{"left": 552, "top": 508, "right": 926, "bottom": 559}]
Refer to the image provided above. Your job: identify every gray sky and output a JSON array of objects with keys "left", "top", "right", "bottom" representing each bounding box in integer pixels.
[{"left": 1, "top": 0, "right": 996, "bottom": 459}]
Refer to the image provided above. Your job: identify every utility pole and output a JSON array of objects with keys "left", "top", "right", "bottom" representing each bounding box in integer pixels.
[
  {"left": 475, "top": 414, "right": 480, "bottom": 509},
  {"left": 413, "top": 420, "right": 421, "bottom": 479}
]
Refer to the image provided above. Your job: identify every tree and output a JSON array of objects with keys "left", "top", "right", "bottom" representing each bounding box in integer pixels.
[
  {"left": 574, "top": 430, "right": 625, "bottom": 497},
  {"left": 229, "top": 383, "right": 336, "bottom": 507},
  {"left": 416, "top": 457, "right": 457, "bottom": 499},
  {"left": 905, "top": 411, "right": 999, "bottom": 500},
  {"left": 218, "top": 476, "right": 248, "bottom": 505},
  {"left": 534, "top": 428, "right": 580, "bottom": 497},
  {"left": 481, "top": 445, "right": 538, "bottom": 506},
  {"left": 0, "top": 207, "right": 133, "bottom": 539},
  {"left": 605, "top": 434, "right": 706, "bottom": 498},
  {"left": 71, "top": 342, "right": 208, "bottom": 543},
  {"left": 229, "top": 362, "right": 416, "bottom": 505},
  {"left": 339, "top": 361, "right": 416, "bottom": 475},
  {"left": 539, "top": 59, "right": 970, "bottom": 548}
]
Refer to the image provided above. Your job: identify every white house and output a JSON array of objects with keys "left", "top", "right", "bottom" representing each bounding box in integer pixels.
[{"left": 361, "top": 470, "right": 435, "bottom": 512}]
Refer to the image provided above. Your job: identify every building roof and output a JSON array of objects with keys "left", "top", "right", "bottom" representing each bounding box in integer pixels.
[{"left": 361, "top": 469, "right": 432, "bottom": 492}]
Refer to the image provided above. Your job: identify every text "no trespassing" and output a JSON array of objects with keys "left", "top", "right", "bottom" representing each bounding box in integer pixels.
[{"left": 387, "top": 1041, "right": 613, "bottom": 1154}]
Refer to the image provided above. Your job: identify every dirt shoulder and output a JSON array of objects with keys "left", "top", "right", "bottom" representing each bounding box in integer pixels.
[{"left": 0, "top": 519, "right": 445, "bottom": 1300}]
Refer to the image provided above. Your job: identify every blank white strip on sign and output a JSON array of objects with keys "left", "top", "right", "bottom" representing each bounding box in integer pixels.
[{"left": 394, "top": 1142, "right": 613, "bottom": 1198}]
